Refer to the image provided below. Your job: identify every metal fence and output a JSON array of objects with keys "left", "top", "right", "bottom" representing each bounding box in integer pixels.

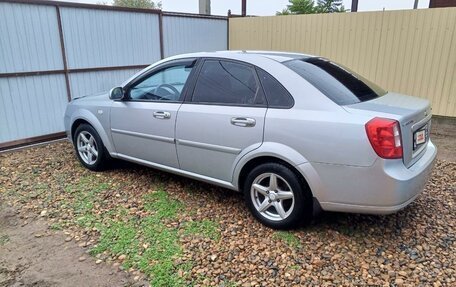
[
  {"left": 229, "top": 8, "right": 456, "bottom": 118},
  {"left": 0, "top": 0, "right": 227, "bottom": 149}
]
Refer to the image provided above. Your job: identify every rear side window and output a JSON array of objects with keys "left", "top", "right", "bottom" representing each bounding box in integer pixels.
[
  {"left": 284, "top": 58, "right": 387, "bottom": 105},
  {"left": 192, "top": 60, "right": 266, "bottom": 106},
  {"left": 256, "top": 68, "right": 294, "bottom": 108}
]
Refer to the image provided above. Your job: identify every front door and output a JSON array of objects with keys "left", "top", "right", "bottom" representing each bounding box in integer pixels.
[
  {"left": 110, "top": 59, "right": 196, "bottom": 168},
  {"left": 176, "top": 59, "right": 267, "bottom": 182}
]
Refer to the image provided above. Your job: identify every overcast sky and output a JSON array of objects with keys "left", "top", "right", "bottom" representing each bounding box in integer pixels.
[{"left": 63, "top": 0, "right": 431, "bottom": 16}]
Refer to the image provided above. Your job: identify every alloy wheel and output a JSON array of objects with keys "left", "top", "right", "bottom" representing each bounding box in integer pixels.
[
  {"left": 76, "top": 131, "right": 98, "bottom": 165},
  {"left": 250, "top": 173, "right": 295, "bottom": 221}
]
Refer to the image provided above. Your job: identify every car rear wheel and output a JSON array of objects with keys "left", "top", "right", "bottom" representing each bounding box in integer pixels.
[
  {"left": 243, "top": 163, "right": 312, "bottom": 229},
  {"left": 73, "top": 124, "right": 110, "bottom": 171}
]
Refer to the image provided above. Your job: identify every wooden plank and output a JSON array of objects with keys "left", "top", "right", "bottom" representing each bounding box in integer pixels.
[{"left": 0, "top": 132, "right": 66, "bottom": 151}]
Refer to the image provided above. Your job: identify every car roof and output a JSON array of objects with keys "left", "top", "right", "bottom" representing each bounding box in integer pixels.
[
  {"left": 167, "top": 50, "right": 315, "bottom": 63},
  {"left": 123, "top": 50, "right": 316, "bottom": 87}
]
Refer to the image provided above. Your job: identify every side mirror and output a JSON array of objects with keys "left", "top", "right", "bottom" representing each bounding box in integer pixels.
[{"left": 109, "top": 87, "right": 125, "bottom": 100}]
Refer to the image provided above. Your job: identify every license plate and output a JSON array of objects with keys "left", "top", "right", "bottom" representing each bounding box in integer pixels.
[{"left": 413, "top": 125, "right": 428, "bottom": 150}]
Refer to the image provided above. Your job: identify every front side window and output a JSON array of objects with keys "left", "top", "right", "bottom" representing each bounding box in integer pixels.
[
  {"left": 284, "top": 58, "right": 387, "bottom": 105},
  {"left": 128, "top": 64, "right": 193, "bottom": 101},
  {"left": 192, "top": 60, "right": 266, "bottom": 106}
]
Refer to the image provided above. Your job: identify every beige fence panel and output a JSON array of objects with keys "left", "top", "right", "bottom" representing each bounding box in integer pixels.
[{"left": 229, "top": 8, "right": 456, "bottom": 117}]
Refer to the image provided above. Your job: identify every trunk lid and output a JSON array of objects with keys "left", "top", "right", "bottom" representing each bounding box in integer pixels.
[{"left": 344, "top": 92, "right": 432, "bottom": 168}]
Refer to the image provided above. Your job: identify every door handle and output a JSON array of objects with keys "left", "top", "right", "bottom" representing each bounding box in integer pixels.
[
  {"left": 153, "top": 111, "right": 171, "bottom": 119},
  {"left": 231, "top": 117, "right": 256, "bottom": 127}
]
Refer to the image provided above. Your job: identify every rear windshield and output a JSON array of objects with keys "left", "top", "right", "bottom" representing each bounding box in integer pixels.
[{"left": 284, "top": 58, "right": 387, "bottom": 105}]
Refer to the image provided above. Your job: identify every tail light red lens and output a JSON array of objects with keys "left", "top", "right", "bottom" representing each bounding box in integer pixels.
[{"left": 365, "top": 117, "right": 403, "bottom": 159}]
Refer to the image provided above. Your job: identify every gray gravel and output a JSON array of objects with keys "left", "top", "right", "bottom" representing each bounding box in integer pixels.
[{"left": 0, "top": 141, "right": 454, "bottom": 286}]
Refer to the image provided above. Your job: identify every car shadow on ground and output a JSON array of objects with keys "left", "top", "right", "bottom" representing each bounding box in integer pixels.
[{"left": 106, "top": 158, "right": 418, "bottom": 239}]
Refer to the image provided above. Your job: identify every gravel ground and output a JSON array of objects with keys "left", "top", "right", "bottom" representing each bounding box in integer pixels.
[{"left": 0, "top": 141, "right": 455, "bottom": 286}]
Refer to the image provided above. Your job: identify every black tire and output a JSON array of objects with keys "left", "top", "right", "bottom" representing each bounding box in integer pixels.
[
  {"left": 243, "top": 162, "right": 313, "bottom": 229},
  {"left": 73, "top": 124, "right": 110, "bottom": 171}
]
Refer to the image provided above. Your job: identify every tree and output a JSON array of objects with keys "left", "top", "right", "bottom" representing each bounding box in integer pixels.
[
  {"left": 315, "top": 0, "right": 345, "bottom": 13},
  {"left": 112, "top": 0, "right": 162, "bottom": 9},
  {"left": 276, "top": 8, "right": 292, "bottom": 15},
  {"left": 277, "top": 0, "right": 315, "bottom": 15},
  {"left": 276, "top": 0, "right": 346, "bottom": 15},
  {"left": 288, "top": 0, "right": 316, "bottom": 14}
]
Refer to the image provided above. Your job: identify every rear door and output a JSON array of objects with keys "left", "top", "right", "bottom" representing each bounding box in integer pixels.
[{"left": 175, "top": 59, "right": 267, "bottom": 182}]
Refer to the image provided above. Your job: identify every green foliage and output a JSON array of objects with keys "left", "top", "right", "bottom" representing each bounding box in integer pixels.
[
  {"left": 289, "top": 0, "right": 316, "bottom": 14},
  {"left": 50, "top": 223, "right": 63, "bottom": 231},
  {"left": 139, "top": 216, "right": 183, "bottom": 286},
  {"left": 90, "top": 189, "right": 187, "bottom": 286},
  {"left": 222, "top": 280, "right": 239, "bottom": 287},
  {"left": 276, "top": 8, "right": 292, "bottom": 16},
  {"left": 277, "top": 0, "right": 345, "bottom": 15},
  {"left": 76, "top": 213, "right": 97, "bottom": 228},
  {"left": 113, "top": 0, "right": 162, "bottom": 9},
  {"left": 0, "top": 234, "right": 9, "bottom": 246},
  {"left": 315, "top": 0, "right": 345, "bottom": 13},
  {"left": 91, "top": 220, "right": 140, "bottom": 256},
  {"left": 65, "top": 176, "right": 110, "bottom": 228},
  {"left": 143, "top": 190, "right": 183, "bottom": 220},
  {"left": 183, "top": 219, "right": 220, "bottom": 241},
  {"left": 273, "top": 231, "right": 301, "bottom": 248}
]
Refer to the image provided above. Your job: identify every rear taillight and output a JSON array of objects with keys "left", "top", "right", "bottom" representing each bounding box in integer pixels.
[{"left": 365, "top": 117, "right": 403, "bottom": 159}]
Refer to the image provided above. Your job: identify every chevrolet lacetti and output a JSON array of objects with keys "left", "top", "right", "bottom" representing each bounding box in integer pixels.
[{"left": 64, "top": 51, "right": 437, "bottom": 229}]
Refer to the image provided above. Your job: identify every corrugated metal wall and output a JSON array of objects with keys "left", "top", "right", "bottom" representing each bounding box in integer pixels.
[
  {"left": 68, "top": 69, "right": 142, "bottom": 100},
  {"left": 60, "top": 7, "right": 161, "bottom": 69},
  {"left": 0, "top": 0, "right": 228, "bottom": 148},
  {"left": 0, "top": 2, "right": 67, "bottom": 143},
  {"left": 59, "top": 7, "right": 161, "bottom": 100},
  {"left": 163, "top": 15, "right": 228, "bottom": 57},
  {"left": 0, "top": 3, "right": 63, "bottom": 73},
  {"left": 0, "top": 75, "right": 68, "bottom": 143},
  {"left": 229, "top": 8, "right": 456, "bottom": 117}
]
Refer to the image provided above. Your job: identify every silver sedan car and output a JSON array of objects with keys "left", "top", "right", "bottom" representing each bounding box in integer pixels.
[{"left": 64, "top": 51, "right": 437, "bottom": 229}]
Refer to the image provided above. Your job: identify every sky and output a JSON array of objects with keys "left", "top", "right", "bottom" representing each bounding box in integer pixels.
[{"left": 62, "top": 0, "right": 432, "bottom": 16}]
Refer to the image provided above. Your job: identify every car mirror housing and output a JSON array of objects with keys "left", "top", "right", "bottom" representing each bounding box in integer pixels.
[{"left": 109, "top": 87, "right": 125, "bottom": 101}]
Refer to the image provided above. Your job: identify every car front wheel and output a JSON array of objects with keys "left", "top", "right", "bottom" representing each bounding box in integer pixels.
[
  {"left": 243, "top": 163, "right": 313, "bottom": 229},
  {"left": 73, "top": 124, "right": 109, "bottom": 171}
]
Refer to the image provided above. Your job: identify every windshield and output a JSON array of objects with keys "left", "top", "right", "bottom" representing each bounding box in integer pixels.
[{"left": 284, "top": 58, "right": 387, "bottom": 105}]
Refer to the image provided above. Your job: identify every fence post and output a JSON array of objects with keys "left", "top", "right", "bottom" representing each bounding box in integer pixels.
[
  {"left": 227, "top": 10, "right": 230, "bottom": 50},
  {"left": 55, "top": 5, "right": 72, "bottom": 101},
  {"left": 159, "top": 11, "right": 165, "bottom": 59},
  {"left": 351, "top": 0, "right": 358, "bottom": 12}
]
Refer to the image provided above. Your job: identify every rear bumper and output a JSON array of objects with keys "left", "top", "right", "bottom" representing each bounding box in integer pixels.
[{"left": 300, "top": 141, "right": 437, "bottom": 215}]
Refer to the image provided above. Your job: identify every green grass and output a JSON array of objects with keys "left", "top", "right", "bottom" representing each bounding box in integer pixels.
[
  {"left": 333, "top": 224, "right": 359, "bottom": 236},
  {"left": 90, "top": 220, "right": 139, "bottom": 256},
  {"left": 0, "top": 234, "right": 9, "bottom": 246},
  {"left": 183, "top": 219, "right": 220, "bottom": 241},
  {"left": 90, "top": 189, "right": 188, "bottom": 286},
  {"left": 289, "top": 265, "right": 300, "bottom": 270},
  {"left": 65, "top": 176, "right": 111, "bottom": 228},
  {"left": 48, "top": 180, "right": 195, "bottom": 286},
  {"left": 273, "top": 231, "right": 301, "bottom": 248},
  {"left": 50, "top": 223, "right": 63, "bottom": 230},
  {"left": 65, "top": 175, "right": 109, "bottom": 195},
  {"left": 28, "top": 183, "right": 49, "bottom": 199},
  {"left": 143, "top": 190, "right": 183, "bottom": 220},
  {"left": 221, "top": 280, "right": 239, "bottom": 287}
]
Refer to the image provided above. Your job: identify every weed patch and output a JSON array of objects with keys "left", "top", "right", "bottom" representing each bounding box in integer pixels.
[
  {"left": 273, "top": 231, "right": 301, "bottom": 248},
  {"left": 0, "top": 234, "right": 9, "bottom": 246},
  {"left": 183, "top": 219, "right": 220, "bottom": 241},
  {"left": 90, "top": 189, "right": 187, "bottom": 286}
]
